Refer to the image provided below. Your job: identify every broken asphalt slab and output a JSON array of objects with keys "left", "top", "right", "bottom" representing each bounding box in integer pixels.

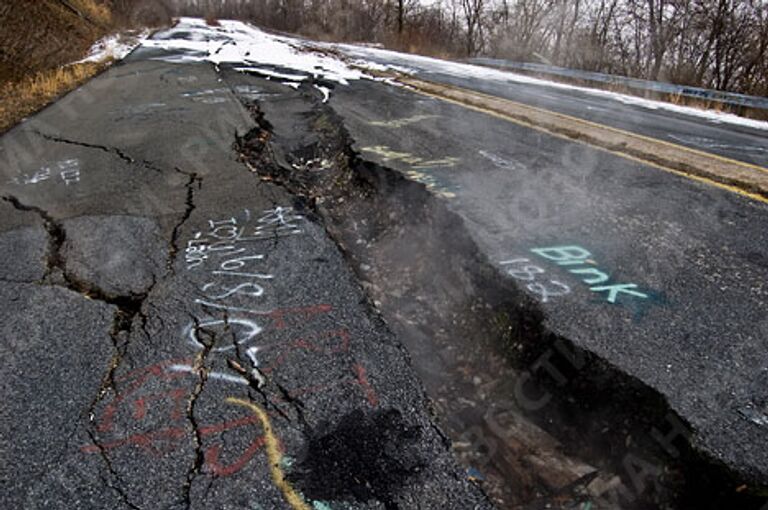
[
  {"left": 322, "top": 78, "right": 768, "bottom": 503},
  {"left": 0, "top": 55, "right": 490, "bottom": 509}
]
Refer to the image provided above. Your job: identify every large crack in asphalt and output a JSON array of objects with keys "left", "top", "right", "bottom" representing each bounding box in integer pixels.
[
  {"left": 1, "top": 194, "right": 154, "bottom": 507},
  {"left": 1, "top": 194, "right": 66, "bottom": 282},
  {"left": 226, "top": 79, "right": 768, "bottom": 510},
  {"left": 3, "top": 142, "right": 308, "bottom": 506},
  {"left": 5, "top": 157, "right": 239, "bottom": 509},
  {"left": 180, "top": 315, "right": 212, "bottom": 510},
  {"left": 86, "top": 429, "right": 144, "bottom": 510},
  {"left": 0, "top": 197, "right": 153, "bottom": 312},
  {"left": 30, "top": 129, "right": 165, "bottom": 173},
  {"left": 168, "top": 167, "right": 202, "bottom": 273}
]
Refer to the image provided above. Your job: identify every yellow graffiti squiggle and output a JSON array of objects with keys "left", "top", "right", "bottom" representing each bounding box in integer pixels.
[
  {"left": 368, "top": 114, "right": 437, "bottom": 128},
  {"left": 361, "top": 145, "right": 459, "bottom": 169},
  {"left": 225, "top": 397, "right": 311, "bottom": 510}
]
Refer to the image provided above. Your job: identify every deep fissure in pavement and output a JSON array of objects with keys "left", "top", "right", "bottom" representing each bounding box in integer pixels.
[
  {"left": 1, "top": 194, "right": 66, "bottom": 281},
  {"left": 180, "top": 318, "right": 213, "bottom": 510},
  {"left": 168, "top": 167, "right": 202, "bottom": 272},
  {"left": 228, "top": 74, "right": 767, "bottom": 510},
  {"left": 32, "top": 129, "right": 165, "bottom": 173}
]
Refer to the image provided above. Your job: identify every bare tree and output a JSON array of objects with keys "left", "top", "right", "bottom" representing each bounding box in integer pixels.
[
  {"left": 461, "top": 0, "right": 485, "bottom": 56},
  {"left": 154, "top": 0, "right": 768, "bottom": 96}
]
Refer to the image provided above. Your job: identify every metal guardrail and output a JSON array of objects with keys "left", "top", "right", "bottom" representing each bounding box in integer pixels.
[{"left": 467, "top": 58, "right": 768, "bottom": 110}]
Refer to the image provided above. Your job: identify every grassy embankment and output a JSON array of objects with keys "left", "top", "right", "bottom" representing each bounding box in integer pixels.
[{"left": 0, "top": 0, "right": 154, "bottom": 132}]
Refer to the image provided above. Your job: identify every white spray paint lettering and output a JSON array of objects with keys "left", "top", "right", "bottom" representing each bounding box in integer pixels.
[
  {"left": 499, "top": 258, "right": 571, "bottom": 302},
  {"left": 180, "top": 206, "right": 307, "bottom": 385},
  {"left": 10, "top": 158, "right": 81, "bottom": 186},
  {"left": 185, "top": 207, "right": 304, "bottom": 270},
  {"left": 167, "top": 364, "right": 249, "bottom": 386}
]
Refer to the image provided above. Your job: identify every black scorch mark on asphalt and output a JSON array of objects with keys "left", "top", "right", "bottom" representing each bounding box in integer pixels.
[{"left": 288, "top": 408, "right": 425, "bottom": 509}]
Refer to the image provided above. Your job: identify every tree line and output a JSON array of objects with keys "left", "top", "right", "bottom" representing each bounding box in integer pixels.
[{"left": 124, "top": 0, "right": 768, "bottom": 96}]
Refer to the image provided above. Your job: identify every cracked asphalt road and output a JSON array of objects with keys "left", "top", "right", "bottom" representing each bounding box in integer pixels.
[
  {"left": 3, "top": 20, "right": 768, "bottom": 510},
  {"left": 0, "top": 56, "right": 490, "bottom": 509}
]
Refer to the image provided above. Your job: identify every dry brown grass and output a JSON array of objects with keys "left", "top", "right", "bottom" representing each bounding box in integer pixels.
[
  {"left": 72, "top": 0, "right": 113, "bottom": 26},
  {"left": 0, "top": 61, "right": 106, "bottom": 133},
  {"left": 0, "top": 1, "right": 105, "bottom": 83},
  {"left": 381, "top": 30, "right": 456, "bottom": 61},
  {"left": 0, "top": 0, "right": 125, "bottom": 132},
  {"left": 668, "top": 92, "right": 684, "bottom": 105}
]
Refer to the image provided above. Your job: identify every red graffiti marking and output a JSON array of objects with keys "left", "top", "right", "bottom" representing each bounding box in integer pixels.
[
  {"left": 282, "top": 365, "right": 376, "bottom": 405},
  {"left": 266, "top": 304, "right": 333, "bottom": 330},
  {"left": 82, "top": 426, "right": 187, "bottom": 456},
  {"left": 261, "top": 328, "right": 351, "bottom": 374},
  {"left": 82, "top": 304, "right": 380, "bottom": 476},
  {"left": 276, "top": 307, "right": 380, "bottom": 407},
  {"left": 83, "top": 358, "right": 267, "bottom": 475},
  {"left": 204, "top": 435, "right": 267, "bottom": 476},
  {"left": 258, "top": 328, "right": 379, "bottom": 408},
  {"left": 132, "top": 387, "right": 187, "bottom": 421},
  {"left": 96, "top": 358, "right": 187, "bottom": 434},
  {"left": 354, "top": 364, "right": 379, "bottom": 407}
]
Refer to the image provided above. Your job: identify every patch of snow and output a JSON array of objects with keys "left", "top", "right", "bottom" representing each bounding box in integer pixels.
[
  {"left": 142, "top": 18, "right": 767, "bottom": 131},
  {"left": 234, "top": 67, "right": 307, "bottom": 81},
  {"left": 142, "top": 18, "right": 371, "bottom": 85},
  {"left": 77, "top": 30, "right": 150, "bottom": 63},
  {"left": 315, "top": 85, "right": 331, "bottom": 103},
  {"left": 347, "top": 58, "right": 414, "bottom": 76},
  {"left": 327, "top": 42, "right": 768, "bottom": 131}
]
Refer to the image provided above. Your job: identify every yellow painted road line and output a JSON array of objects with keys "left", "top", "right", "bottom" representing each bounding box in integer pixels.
[
  {"left": 432, "top": 82, "right": 768, "bottom": 176},
  {"left": 397, "top": 77, "right": 768, "bottom": 205},
  {"left": 226, "top": 397, "right": 311, "bottom": 510}
]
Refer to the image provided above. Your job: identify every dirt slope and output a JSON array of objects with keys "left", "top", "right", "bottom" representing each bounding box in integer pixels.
[{"left": 0, "top": 0, "right": 112, "bottom": 83}]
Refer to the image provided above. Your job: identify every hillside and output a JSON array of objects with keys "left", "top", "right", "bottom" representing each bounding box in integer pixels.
[
  {"left": 0, "top": 0, "right": 167, "bottom": 132},
  {"left": 0, "top": 0, "right": 114, "bottom": 82}
]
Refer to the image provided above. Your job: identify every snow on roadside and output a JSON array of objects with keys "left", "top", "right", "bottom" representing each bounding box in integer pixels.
[
  {"left": 139, "top": 18, "right": 768, "bottom": 131},
  {"left": 327, "top": 41, "right": 768, "bottom": 131},
  {"left": 314, "top": 85, "right": 331, "bottom": 103},
  {"left": 233, "top": 67, "right": 307, "bottom": 82},
  {"left": 76, "top": 30, "right": 151, "bottom": 64},
  {"left": 141, "top": 18, "right": 371, "bottom": 86}
]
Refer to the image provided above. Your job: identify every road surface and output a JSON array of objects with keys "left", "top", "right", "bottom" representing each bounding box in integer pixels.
[
  {"left": 1, "top": 18, "right": 768, "bottom": 510},
  {"left": 332, "top": 43, "right": 768, "bottom": 168},
  {"left": 0, "top": 49, "right": 490, "bottom": 510}
]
